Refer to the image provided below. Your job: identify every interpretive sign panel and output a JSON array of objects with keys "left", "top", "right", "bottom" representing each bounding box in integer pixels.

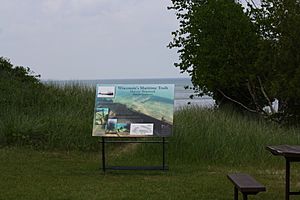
[{"left": 92, "top": 84, "right": 174, "bottom": 137}]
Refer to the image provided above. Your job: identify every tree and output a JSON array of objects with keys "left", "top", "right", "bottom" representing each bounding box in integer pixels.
[
  {"left": 168, "top": 0, "right": 261, "bottom": 109},
  {"left": 250, "top": 0, "right": 300, "bottom": 123},
  {"left": 0, "top": 57, "right": 41, "bottom": 84},
  {"left": 169, "top": 0, "right": 300, "bottom": 124},
  {"left": 0, "top": 57, "right": 42, "bottom": 109}
]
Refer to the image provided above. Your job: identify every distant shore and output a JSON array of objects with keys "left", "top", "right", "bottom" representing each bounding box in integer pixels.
[{"left": 43, "top": 78, "right": 215, "bottom": 108}]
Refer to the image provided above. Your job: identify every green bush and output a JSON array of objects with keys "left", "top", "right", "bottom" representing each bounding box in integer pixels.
[{"left": 0, "top": 58, "right": 98, "bottom": 150}]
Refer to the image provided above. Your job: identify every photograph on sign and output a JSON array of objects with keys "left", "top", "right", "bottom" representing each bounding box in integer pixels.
[
  {"left": 92, "top": 84, "right": 174, "bottom": 137},
  {"left": 97, "top": 86, "right": 115, "bottom": 98},
  {"left": 130, "top": 123, "right": 154, "bottom": 135},
  {"left": 94, "top": 108, "right": 109, "bottom": 125}
]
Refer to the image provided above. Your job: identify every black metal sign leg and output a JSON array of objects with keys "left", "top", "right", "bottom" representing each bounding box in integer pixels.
[
  {"left": 102, "top": 137, "right": 106, "bottom": 172},
  {"left": 100, "top": 137, "right": 168, "bottom": 171},
  {"left": 163, "top": 137, "right": 165, "bottom": 170}
]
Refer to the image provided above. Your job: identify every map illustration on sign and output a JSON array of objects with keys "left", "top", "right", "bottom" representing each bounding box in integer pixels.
[{"left": 92, "top": 84, "right": 174, "bottom": 137}]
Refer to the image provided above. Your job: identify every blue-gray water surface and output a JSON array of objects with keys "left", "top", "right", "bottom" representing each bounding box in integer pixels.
[{"left": 43, "top": 78, "right": 215, "bottom": 109}]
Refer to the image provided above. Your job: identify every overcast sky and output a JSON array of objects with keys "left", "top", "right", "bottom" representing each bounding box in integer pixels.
[
  {"left": 0, "top": 0, "right": 258, "bottom": 80},
  {"left": 0, "top": 0, "right": 185, "bottom": 80}
]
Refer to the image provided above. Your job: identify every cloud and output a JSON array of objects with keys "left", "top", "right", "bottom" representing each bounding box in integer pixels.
[
  {"left": 39, "top": 0, "right": 147, "bottom": 18},
  {"left": 0, "top": 0, "right": 184, "bottom": 79},
  {"left": 42, "top": 0, "right": 64, "bottom": 13}
]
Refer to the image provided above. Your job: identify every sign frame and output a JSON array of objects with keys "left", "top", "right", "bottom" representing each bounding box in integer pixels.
[{"left": 92, "top": 84, "right": 175, "bottom": 137}]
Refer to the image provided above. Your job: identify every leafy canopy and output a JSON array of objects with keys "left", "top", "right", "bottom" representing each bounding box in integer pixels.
[
  {"left": 169, "top": 0, "right": 300, "bottom": 124},
  {"left": 169, "top": 0, "right": 259, "bottom": 105},
  {"left": 0, "top": 57, "right": 40, "bottom": 84}
]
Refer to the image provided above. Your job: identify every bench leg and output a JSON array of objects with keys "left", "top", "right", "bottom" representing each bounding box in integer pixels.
[
  {"left": 243, "top": 194, "right": 248, "bottom": 200},
  {"left": 286, "top": 158, "right": 290, "bottom": 200},
  {"left": 234, "top": 187, "right": 238, "bottom": 200}
]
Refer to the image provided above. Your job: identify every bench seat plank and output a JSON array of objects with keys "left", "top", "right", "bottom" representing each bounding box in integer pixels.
[{"left": 227, "top": 173, "right": 266, "bottom": 194}]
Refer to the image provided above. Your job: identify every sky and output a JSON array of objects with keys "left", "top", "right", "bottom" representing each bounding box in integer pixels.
[
  {"left": 0, "top": 0, "right": 185, "bottom": 80},
  {"left": 0, "top": 0, "right": 259, "bottom": 80}
]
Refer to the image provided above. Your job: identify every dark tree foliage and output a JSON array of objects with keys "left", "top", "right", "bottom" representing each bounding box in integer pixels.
[
  {"left": 0, "top": 57, "right": 41, "bottom": 84},
  {"left": 250, "top": 0, "right": 300, "bottom": 123},
  {"left": 168, "top": 0, "right": 260, "bottom": 109},
  {"left": 169, "top": 0, "right": 300, "bottom": 124},
  {"left": 0, "top": 57, "right": 42, "bottom": 116}
]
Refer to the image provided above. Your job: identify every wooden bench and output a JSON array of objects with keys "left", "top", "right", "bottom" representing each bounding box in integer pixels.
[{"left": 227, "top": 173, "right": 266, "bottom": 200}]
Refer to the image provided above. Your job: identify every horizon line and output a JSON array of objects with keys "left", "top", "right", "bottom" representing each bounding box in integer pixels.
[{"left": 41, "top": 77, "right": 191, "bottom": 81}]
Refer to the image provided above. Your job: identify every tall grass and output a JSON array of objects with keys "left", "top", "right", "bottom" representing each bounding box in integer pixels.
[
  {"left": 170, "top": 107, "right": 300, "bottom": 165},
  {"left": 126, "top": 107, "right": 300, "bottom": 167},
  {"left": 1, "top": 81, "right": 300, "bottom": 167},
  {"left": 0, "top": 81, "right": 98, "bottom": 151}
]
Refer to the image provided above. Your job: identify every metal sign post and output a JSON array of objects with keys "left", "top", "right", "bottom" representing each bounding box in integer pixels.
[{"left": 101, "top": 137, "right": 168, "bottom": 172}]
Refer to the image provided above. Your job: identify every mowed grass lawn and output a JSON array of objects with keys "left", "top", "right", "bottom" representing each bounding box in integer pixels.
[{"left": 0, "top": 147, "right": 297, "bottom": 200}]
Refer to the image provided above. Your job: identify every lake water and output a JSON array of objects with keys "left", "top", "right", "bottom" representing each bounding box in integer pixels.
[{"left": 43, "top": 78, "right": 215, "bottom": 109}]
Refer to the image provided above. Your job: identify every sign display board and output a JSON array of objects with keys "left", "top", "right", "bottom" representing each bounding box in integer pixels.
[{"left": 92, "top": 84, "right": 174, "bottom": 137}]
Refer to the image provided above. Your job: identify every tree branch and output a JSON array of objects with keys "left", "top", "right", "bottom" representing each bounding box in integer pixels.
[
  {"left": 246, "top": 80, "right": 269, "bottom": 115},
  {"left": 247, "top": 81, "right": 259, "bottom": 110},
  {"left": 257, "top": 76, "right": 275, "bottom": 114},
  {"left": 217, "top": 89, "right": 257, "bottom": 113}
]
